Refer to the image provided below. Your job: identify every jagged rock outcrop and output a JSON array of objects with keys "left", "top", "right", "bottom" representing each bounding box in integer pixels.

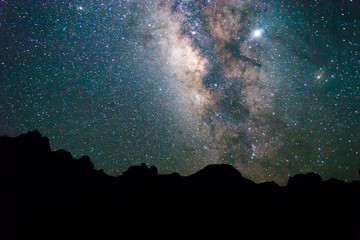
[{"left": 287, "top": 172, "right": 323, "bottom": 191}]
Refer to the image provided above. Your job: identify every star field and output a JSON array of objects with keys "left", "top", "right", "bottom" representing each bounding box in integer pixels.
[{"left": 1, "top": 0, "right": 359, "bottom": 184}]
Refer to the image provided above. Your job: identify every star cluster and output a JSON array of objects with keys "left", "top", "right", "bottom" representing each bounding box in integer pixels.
[{"left": 1, "top": 0, "right": 359, "bottom": 184}]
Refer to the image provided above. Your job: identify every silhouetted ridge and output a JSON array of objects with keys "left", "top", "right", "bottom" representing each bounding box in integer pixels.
[
  {"left": 191, "top": 164, "right": 242, "bottom": 178},
  {"left": 189, "top": 164, "right": 255, "bottom": 189},
  {"left": 287, "top": 172, "right": 322, "bottom": 190},
  {"left": 0, "top": 130, "right": 51, "bottom": 155},
  {"left": 0, "top": 131, "right": 359, "bottom": 240},
  {"left": 122, "top": 163, "right": 158, "bottom": 178}
]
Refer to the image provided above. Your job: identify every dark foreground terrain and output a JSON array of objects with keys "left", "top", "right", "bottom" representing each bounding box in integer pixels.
[{"left": 0, "top": 131, "right": 359, "bottom": 240}]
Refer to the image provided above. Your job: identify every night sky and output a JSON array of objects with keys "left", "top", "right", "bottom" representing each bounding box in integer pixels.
[{"left": 1, "top": 0, "right": 359, "bottom": 184}]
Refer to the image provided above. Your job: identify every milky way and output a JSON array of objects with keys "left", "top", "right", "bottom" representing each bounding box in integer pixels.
[{"left": 1, "top": 0, "right": 359, "bottom": 184}]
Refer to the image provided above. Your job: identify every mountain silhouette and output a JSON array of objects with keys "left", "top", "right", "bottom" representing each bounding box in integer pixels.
[{"left": 0, "top": 131, "right": 359, "bottom": 240}]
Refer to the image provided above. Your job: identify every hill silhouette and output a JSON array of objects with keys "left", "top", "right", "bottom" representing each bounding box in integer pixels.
[{"left": 0, "top": 131, "right": 359, "bottom": 240}]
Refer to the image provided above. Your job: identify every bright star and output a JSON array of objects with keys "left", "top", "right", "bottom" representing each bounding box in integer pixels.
[{"left": 252, "top": 28, "right": 264, "bottom": 38}]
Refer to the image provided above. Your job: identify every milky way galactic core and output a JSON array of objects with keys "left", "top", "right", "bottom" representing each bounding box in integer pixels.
[{"left": 1, "top": 0, "right": 359, "bottom": 184}]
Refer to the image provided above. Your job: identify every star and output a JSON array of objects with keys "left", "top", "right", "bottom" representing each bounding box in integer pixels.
[{"left": 252, "top": 28, "right": 264, "bottom": 39}]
